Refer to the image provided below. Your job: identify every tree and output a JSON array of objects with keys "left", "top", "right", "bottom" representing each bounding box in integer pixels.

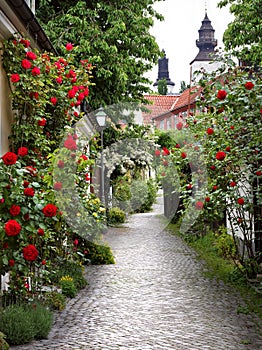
[
  {"left": 36, "top": 0, "right": 164, "bottom": 109},
  {"left": 179, "top": 80, "right": 189, "bottom": 93},
  {"left": 157, "top": 78, "right": 167, "bottom": 95},
  {"left": 218, "top": 0, "right": 262, "bottom": 66}
]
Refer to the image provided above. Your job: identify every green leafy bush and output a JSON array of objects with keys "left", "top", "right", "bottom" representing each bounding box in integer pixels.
[
  {"left": 130, "top": 179, "right": 158, "bottom": 213},
  {"left": 42, "top": 291, "right": 66, "bottom": 311},
  {"left": 60, "top": 276, "right": 77, "bottom": 298},
  {"left": 50, "top": 260, "right": 87, "bottom": 291},
  {"left": 107, "top": 207, "right": 126, "bottom": 225},
  {"left": 215, "top": 229, "right": 237, "bottom": 260},
  {"left": 0, "top": 303, "right": 53, "bottom": 345},
  {"left": 0, "top": 331, "right": 9, "bottom": 350},
  {"left": 85, "top": 241, "right": 115, "bottom": 265}
]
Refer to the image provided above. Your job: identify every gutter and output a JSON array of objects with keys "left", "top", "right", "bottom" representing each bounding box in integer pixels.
[{"left": 5, "top": 0, "right": 57, "bottom": 54}]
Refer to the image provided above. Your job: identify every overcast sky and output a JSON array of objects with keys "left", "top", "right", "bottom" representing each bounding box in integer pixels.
[{"left": 146, "top": 0, "right": 233, "bottom": 92}]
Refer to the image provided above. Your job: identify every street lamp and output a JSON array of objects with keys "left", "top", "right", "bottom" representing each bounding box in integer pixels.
[{"left": 96, "top": 107, "right": 107, "bottom": 204}]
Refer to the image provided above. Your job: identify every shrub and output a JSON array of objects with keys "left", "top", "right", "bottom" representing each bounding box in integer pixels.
[
  {"left": 0, "top": 331, "right": 9, "bottom": 350},
  {"left": 215, "top": 228, "right": 237, "bottom": 260},
  {"left": 107, "top": 207, "right": 126, "bottom": 225},
  {"left": 50, "top": 260, "right": 87, "bottom": 291},
  {"left": 0, "top": 302, "right": 53, "bottom": 345},
  {"left": 84, "top": 241, "right": 115, "bottom": 265},
  {"left": 27, "top": 302, "right": 53, "bottom": 339},
  {"left": 60, "top": 276, "right": 77, "bottom": 298},
  {"left": 139, "top": 179, "right": 158, "bottom": 212},
  {"left": 42, "top": 291, "right": 66, "bottom": 311}
]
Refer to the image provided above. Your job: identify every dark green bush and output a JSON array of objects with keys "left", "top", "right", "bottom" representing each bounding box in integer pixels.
[
  {"left": 0, "top": 302, "right": 53, "bottom": 345},
  {"left": 50, "top": 260, "right": 87, "bottom": 291},
  {"left": 107, "top": 207, "right": 126, "bottom": 225},
  {"left": 42, "top": 291, "right": 66, "bottom": 311},
  {"left": 85, "top": 241, "right": 115, "bottom": 265}
]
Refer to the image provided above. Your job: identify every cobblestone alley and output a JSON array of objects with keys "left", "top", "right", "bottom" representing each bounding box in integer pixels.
[{"left": 11, "top": 197, "right": 262, "bottom": 350}]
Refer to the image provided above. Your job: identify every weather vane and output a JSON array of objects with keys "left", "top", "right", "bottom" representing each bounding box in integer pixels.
[{"left": 205, "top": 0, "right": 207, "bottom": 12}]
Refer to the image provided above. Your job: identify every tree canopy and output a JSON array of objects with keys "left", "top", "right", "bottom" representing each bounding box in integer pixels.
[
  {"left": 36, "top": 0, "right": 164, "bottom": 109},
  {"left": 218, "top": 0, "right": 262, "bottom": 66}
]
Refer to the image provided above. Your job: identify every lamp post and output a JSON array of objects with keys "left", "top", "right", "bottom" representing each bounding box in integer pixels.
[{"left": 96, "top": 107, "right": 107, "bottom": 204}]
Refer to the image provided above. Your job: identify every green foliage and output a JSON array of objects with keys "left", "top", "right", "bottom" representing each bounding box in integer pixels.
[
  {"left": 0, "top": 303, "right": 53, "bottom": 345},
  {"left": 218, "top": 0, "right": 262, "bottom": 66},
  {"left": 60, "top": 275, "right": 77, "bottom": 298},
  {"left": 215, "top": 227, "right": 237, "bottom": 260},
  {"left": 42, "top": 291, "right": 66, "bottom": 311},
  {"left": 157, "top": 78, "right": 168, "bottom": 95},
  {"left": 129, "top": 178, "right": 157, "bottom": 213},
  {"left": 84, "top": 241, "right": 115, "bottom": 265},
  {"left": 0, "top": 331, "right": 9, "bottom": 350},
  {"left": 36, "top": 0, "right": 163, "bottom": 109},
  {"left": 51, "top": 260, "right": 87, "bottom": 291},
  {"left": 107, "top": 207, "right": 126, "bottom": 225}
]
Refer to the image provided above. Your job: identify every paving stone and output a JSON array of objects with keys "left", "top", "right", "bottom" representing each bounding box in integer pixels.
[{"left": 10, "top": 197, "right": 262, "bottom": 349}]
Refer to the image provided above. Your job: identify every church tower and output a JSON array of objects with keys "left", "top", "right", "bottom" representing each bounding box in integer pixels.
[
  {"left": 190, "top": 12, "right": 221, "bottom": 80},
  {"left": 153, "top": 50, "right": 175, "bottom": 95}
]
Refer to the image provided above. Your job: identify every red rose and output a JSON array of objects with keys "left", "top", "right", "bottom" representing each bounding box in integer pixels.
[
  {"left": 2, "top": 152, "right": 17, "bottom": 165},
  {"left": 216, "top": 151, "right": 226, "bottom": 161},
  {"left": 23, "top": 244, "right": 38, "bottom": 261},
  {"left": 217, "top": 89, "right": 227, "bottom": 100},
  {"left": 176, "top": 122, "right": 183, "bottom": 130},
  {"left": 181, "top": 152, "right": 187, "bottom": 159},
  {"left": 195, "top": 201, "right": 204, "bottom": 210},
  {"left": 66, "top": 43, "right": 74, "bottom": 51},
  {"left": 38, "top": 118, "right": 46, "bottom": 126},
  {"left": 207, "top": 128, "right": 214, "bottom": 135},
  {"left": 5, "top": 219, "right": 22, "bottom": 236},
  {"left": 23, "top": 180, "right": 30, "bottom": 188},
  {"left": 162, "top": 147, "right": 170, "bottom": 156},
  {"left": 50, "top": 97, "right": 57, "bottom": 105},
  {"left": 9, "top": 259, "right": 15, "bottom": 267},
  {"left": 56, "top": 76, "right": 63, "bottom": 84},
  {"left": 73, "top": 239, "right": 79, "bottom": 246},
  {"left": 68, "top": 89, "right": 76, "bottom": 99},
  {"left": 21, "top": 59, "right": 32, "bottom": 69},
  {"left": 9, "top": 204, "right": 21, "bottom": 216},
  {"left": 225, "top": 146, "right": 231, "bottom": 152},
  {"left": 24, "top": 187, "right": 35, "bottom": 197},
  {"left": 54, "top": 182, "right": 62, "bottom": 191},
  {"left": 230, "top": 181, "right": 236, "bottom": 187},
  {"left": 32, "top": 67, "right": 41, "bottom": 76},
  {"left": 25, "top": 166, "right": 37, "bottom": 176},
  {"left": 74, "top": 111, "right": 79, "bottom": 117},
  {"left": 244, "top": 81, "right": 254, "bottom": 90},
  {"left": 213, "top": 185, "right": 218, "bottom": 191},
  {"left": 64, "top": 138, "right": 77, "bottom": 151},
  {"left": 78, "top": 154, "right": 88, "bottom": 163},
  {"left": 85, "top": 173, "right": 90, "bottom": 181},
  {"left": 175, "top": 143, "right": 180, "bottom": 149},
  {"left": 237, "top": 198, "right": 245, "bottom": 205},
  {"left": 57, "top": 160, "right": 65, "bottom": 168},
  {"left": 42, "top": 260, "right": 47, "bottom": 265},
  {"left": 28, "top": 91, "right": 39, "bottom": 100},
  {"left": 186, "top": 184, "right": 193, "bottom": 190},
  {"left": 38, "top": 228, "right": 44, "bottom": 236},
  {"left": 255, "top": 171, "right": 261, "bottom": 176},
  {"left": 210, "top": 165, "right": 216, "bottom": 171},
  {"left": 205, "top": 197, "right": 210, "bottom": 202},
  {"left": 18, "top": 147, "right": 28, "bottom": 157},
  {"left": 84, "top": 87, "right": 89, "bottom": 97},
  {"left": 26, "top": 51, "right": 37, "bottom": 60},
  {"left": 20, "top": 39, "right": 30, "bottom": 47},
  {"left": 230, "top": 126, "right": 234, "bottom": 130},
  {"left": 42, "top": 203, "right": 58, "bottom": 217},
  {"left": 11, "top": 73, "right": 20, "bottom": 83},
  {"left": 24, "top": 213, "right": 30, "bottom": 221},
  {"left": 77, "top": 92, "right": 85, "bottom": 101},
  {"left": 3, "top": 242, "right": 8, "bottom": 249}
]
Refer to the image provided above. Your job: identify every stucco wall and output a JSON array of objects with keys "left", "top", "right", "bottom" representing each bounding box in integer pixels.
[{"left": 0, "top": 41, "right": 12, "bottom": 155}]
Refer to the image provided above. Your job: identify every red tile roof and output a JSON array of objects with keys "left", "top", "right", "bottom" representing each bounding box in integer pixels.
[
  {"left": 142, "top": 95, "right": 180, "bottom": 125},
  {"left": 170, "top": 86, "right": 202, "bottom": 111}
]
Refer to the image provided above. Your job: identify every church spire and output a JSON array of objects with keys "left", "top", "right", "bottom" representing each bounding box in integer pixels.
[
  {"left": 190, "top": 11, "right": 217, "bottom": 64},
  {"left": 154, "top": 49, "right": 175, "bottom": 94}
]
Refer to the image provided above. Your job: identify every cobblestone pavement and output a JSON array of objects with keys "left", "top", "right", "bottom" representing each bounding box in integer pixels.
[{"left": 11, "top": 198, "right": 262, "bottom": 350}]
